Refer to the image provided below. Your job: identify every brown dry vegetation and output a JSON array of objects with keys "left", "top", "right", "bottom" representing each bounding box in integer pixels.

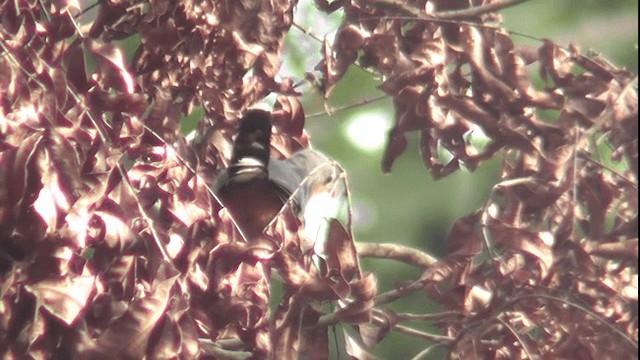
[{"left": 0, "top": 0, "right": 637, "bottom": 359}]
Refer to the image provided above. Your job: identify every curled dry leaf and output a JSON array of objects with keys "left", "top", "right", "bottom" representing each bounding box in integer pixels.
[{"left": 25, "top": 275, "right": 96, "bottom": 326}]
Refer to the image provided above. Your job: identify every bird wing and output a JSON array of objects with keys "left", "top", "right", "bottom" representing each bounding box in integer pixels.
[{"left": 268, "top": 149, "right": 337, "bottom": 210}]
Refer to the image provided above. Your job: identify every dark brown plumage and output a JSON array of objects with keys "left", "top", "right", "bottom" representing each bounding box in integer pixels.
[{"left": 214, "top": 109, "right": 342, "bottom": 241}]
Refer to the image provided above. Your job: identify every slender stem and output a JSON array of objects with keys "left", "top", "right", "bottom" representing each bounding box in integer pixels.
[
  {"left": 141, "top": 125, "right": 250, "bottom": 243},
  {"left": 501, "top": 294, "right": 638, "bottom": 349},
  {"left": 117, "top": 162, "right": 175, "bottom": 266},
  {"left": 374, "top": 279, "right": 424, "bottom": 306},
  {"left": 305, "top": 95, "right": 389, "bottom": 119},
  {"left": 396, "top": 311, "right": 465, "bottom": 322},
  {"left": 392, "top": 323, "right": 453, "bottom": 343},
  {"left": 411, "top": 344, "right": 446, "bottom": 360},
  {"left": 434, "top": 0, "right": 529, "bottom": 19},
  {"left": 364, "top": 0, "right": 529, "bottom": 20},
  {"left": 578, "top": 152, "right": 637, "bottom": 189},
  {"left": 496, "top": 315, "right": 535, "bottom": 360},
  {"left": 356, "top": 242, "right": 438, "bottom": 268},
  {"left": 292, "top": 22, "right": 325, "bottom": 43}
]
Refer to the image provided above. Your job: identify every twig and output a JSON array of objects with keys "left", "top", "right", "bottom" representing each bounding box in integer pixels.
[
  {"left": 578, "top": 152, "right": 637, "bottom": 189},
  {"left": 390, "top": 323, "right": 453, "bottom": 343},
  {"left": 141, "top": 124, "right": 250, "bottom": 243},
  {"left": 356, "top": 242, "right": 438, "bottom": 268},
  {"left": 396, "top": 311, "right": 465, "bottom": 322},
  {"left": 0, "top": 41, "right": 48, "bottom": 90},
  {"left": 38, "top": 0, "right": 50, "bottom": 20},
  {"left": 305, "top": 95, "right": 389, "bottom": 119},
  {"left": 311, "top": 298, "right": 455, "bottom": 342},
  {"left": 502, "top": 293, "right": 638, "bottom": 349},
  {"left": 496, "top": 314, "right": 535, "bottom": 360},
  {"left": 65, "top": 8, "right": 85, "bottom": 38},
  {"left": 315, "top": 278, "right": 426, "bottom": 329},
  {"left": 76, "top": 2, "right": 100, "bottom": 19},
  {"left": 116, "top": 162, "right": 175, "bottom": 266},
  {"left": 364, "top": 0, "right": 529, "bottom": 20},
  {"left": 198, "top": 338, "right": 252, "bottom": 359},
  {"left": 361, "top": 0, "right": 422, "bottom": 18},
  {"left": 434, "top": 0, "right": 530, "bottom": 20},
  {"left": 291, "top": 20, "right": 379, "bottom": 80},
  {"left": 374, "top": 279, "right": 424, "bottom": 306},
  {"left": 572, "top": 128, "right": 581, "bottom": 229},
  {"left": 411, "top": 344, "right": 446, "bottom": 360},
  {"left": 292, "top": 22, "right": 324, "bottom": 43}
]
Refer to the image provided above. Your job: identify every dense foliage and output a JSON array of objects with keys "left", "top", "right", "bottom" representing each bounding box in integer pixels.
[{"left": 1, "top": 0, "right": 637, "bottom": 358}]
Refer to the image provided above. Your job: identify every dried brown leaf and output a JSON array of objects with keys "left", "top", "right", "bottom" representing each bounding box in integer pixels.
[{"left": 25, "top": 275, "right": 96, "bottom": 326}]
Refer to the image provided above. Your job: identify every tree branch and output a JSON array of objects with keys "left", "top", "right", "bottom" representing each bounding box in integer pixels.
[
  {"left": 356, "top": 242, "right": 438, "bottom": 268},
  {"left": 396, "top": 311, "right": 465, "bottom": 322},
  {"left": 364, "top": 0, "right": 529, "bottom": 20},
  {"left": 434, "top": 0, "right": 530, "bottom": 20},
  {"left": 374, "top": 279, "right": 425, "bottom": 306},
  {"left": 391, "top": 323, "right": 453, "bottom": 343}
]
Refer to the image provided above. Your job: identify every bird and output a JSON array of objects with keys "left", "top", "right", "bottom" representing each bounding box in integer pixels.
[
  {"left": 213, "top": 109, "right": 352, "bottom": 359},
  {"left": 213, "top": 109, "right": 345, "bottom": 243}
]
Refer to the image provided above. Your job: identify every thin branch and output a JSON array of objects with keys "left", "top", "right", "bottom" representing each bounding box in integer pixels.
[
  {"left": 65, "top": 9, "right": 85, "bottom": 38},
  {"left": 502, "top": 294, "right": 638, "bottom": 349},
  {"left": 116, "top": 162, "right": 175, "bottom": 266},
  {"left": 312, "top": 277, "right": 427, "bottom": 328},
  {"left": 496, "top": 315, "right": 535, "bottom": 360},
  {"left": 305, "top": 95, "right": 389, "bottom": 119},
  {"left": 338, "top": 162, "right": 355, "bottom": 231},
  {"left": 411, "top": 344, "right": 447, "bottom": 360},
  {"left": 390, "top": 323, "right": 453, "bottom": 343},
  {"left": 354, "top": 15, "right": 544, "bottom": 43},
  {"left": 141, "top": 124, "right": 250, "bottom": 243},
  {"left": 211, "top": 338, "right": 250, "bottom": 351},
  {"left": 587, "top": 238, "right": 638, "bottom": 261},
  {"left": 0, "top": 41, "right": 48, "bottom": 90},
  {"left": 291, "top": 20, "right": 378, "bottom": 80},
  {"left": 198, "top": 338, "right": 252, "bottom": 359},
  {"left": 316, "top": 277, "right": 425, "bottom": 329},
  {"left": 364, "top": 0, "right": 529, "bottom": 20},
  {"left": 38, "top": 0, "right": 50, "bottom": 20},
  {"left": 396, "top": 311, "right": 465, "bottom": 322},
  {"left": 572, "top": 128, "right": 581, "bottom": 228},
  {"left": 292, "top": 21, "right": 325, "bottom": 43},
  {"left": 360, "top": 0, "right": 422, "bottom": 18},
  {"left": 356, "top": 242, "right": 438, "bottom": 268},
  {"left": 76, "top": 1, "right": 100, "bottom": 19},
  {"left": 312, "top": 300, "right": 455, "bottom": 341},
  {"left": 374, "top": 279, "right": 424, "bottom": 306},
  {"left": 434, "top": 0, "right": 530, "bottom": 20},
  {"left": 578, "top": 151, "right": 637, "bottom": 189}
]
